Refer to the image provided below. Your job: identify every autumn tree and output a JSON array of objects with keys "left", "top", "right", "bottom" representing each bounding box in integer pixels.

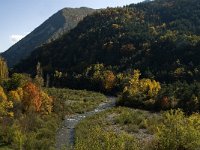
[
  {"left": 0, "top": 86, "right": 13, "bottom": 118},
  {"left": 102, "top": 70, "right": 116, "bottom": 91},
  {"left": 0, "top": 57, "right": 8, "bottom": 80},
  {"left": 90, "top": 64, "right": 104, "bottom": 82},
  {"left": 85, "top": 64, "right": 104, "bottom": 89},
  {"left": 120, "top": 70, "right": 161, "bottom": 109},
  {"left": 123, "top": 70, "right": 161, "bottom": 97},
  {"left": 40, "top": 91, "right": 53, "bottom": 115},
  {"left": 22, "top": 82, "right": 53, "bottom": 114},
  {"left": 7, "top": 88, "right": 23, "bottom": 117},
  {"left": 3, "top": 73, "right": 31, "bottom": 91},
  {"left": 8, "top": 90, "right": 21, "bottom": 103},
  {"left": 7, "top": 88, "right": 23, "bottom": 104},
  {"left": 22, "top": 82, "right": 41, "bottom": 112}
]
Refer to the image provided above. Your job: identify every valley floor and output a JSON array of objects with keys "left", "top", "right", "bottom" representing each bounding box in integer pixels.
[
  {"left": 74, "top": 107, "right": 160, "bottom": 150},
  {"left": 56, "top": 97, "right": 116, "bottom": 149},
  {"left": 1, "top": 88, "right": 200, "bottom": 150}
]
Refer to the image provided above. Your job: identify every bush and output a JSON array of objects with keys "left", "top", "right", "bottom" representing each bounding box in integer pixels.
[
  {"left": 75, "top": 126, "right": 140, "bottom": 150},
  {"left": 155, "top": 109, "right": 200, "bottom": 150},
  {"left": 118, "top": 70, "right": 161, "bottom": 110}
]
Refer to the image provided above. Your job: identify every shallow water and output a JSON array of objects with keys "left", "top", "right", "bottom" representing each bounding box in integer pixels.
[{"left": 56, "top": 97, "right": 116, "bottom": 149}]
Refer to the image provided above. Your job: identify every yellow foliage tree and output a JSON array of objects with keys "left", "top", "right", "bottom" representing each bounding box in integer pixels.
[
  {"left": 16, "top": 88, "right": 23, "bottom": 100},
  {"left": 0, "top": 86, "right": 13, "bottom": 118},
  {"left": 0, "top": 101, "right": 13, "bottom": 118},
  {"left": 0, "top": 57, "right": 9, "bottom": 80},
  {"left": 124, "top": 70, "right": 161, "bottom": 97},
  {"left": 40, "top": 91, "right": 53, "bottom": 115},
  {"left": 8, "top": 90, "right": 21, "bottom": 103},
  {"left": 0, "top": 86, "right": 7, "bottom": 101},
  {"left": 91, "top": 64, "right": 104, "bottom": 81}
]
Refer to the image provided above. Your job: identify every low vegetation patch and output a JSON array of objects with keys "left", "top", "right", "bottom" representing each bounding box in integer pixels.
[
  {"left": 0, "top": 73, "right": 107, "bottom": 150},
  {"left": 75, "top": 107, "right": 200, "bottom": 150},
  {"left": 45, "top": 88, "right": 107, "bottom": 116}
]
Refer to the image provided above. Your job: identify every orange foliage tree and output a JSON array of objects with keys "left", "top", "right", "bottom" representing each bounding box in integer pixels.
[
  {"left": 22, "top": 82, "right": 53, "bottom": 114},
  {"left": 22, "top": 82, "right": 41, "bottom": 112},
  {"left": 102, "top": 70, "right": 116, "bottom": 91}
]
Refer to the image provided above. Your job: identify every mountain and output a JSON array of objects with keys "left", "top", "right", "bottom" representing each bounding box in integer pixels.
[
  {"left": 2, "top": 7, "right": 95, "bottom": 67},
  {"left": 15, "top": 0, "right": 200, "bottom": 85}
]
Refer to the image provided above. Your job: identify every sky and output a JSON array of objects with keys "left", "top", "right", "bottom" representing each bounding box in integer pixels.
[{"left": 0, "top": 0, "right": 143, "bottom": 52}]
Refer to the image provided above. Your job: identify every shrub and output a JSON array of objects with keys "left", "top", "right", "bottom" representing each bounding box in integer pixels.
[
  {"left": 155, "top": 109, "right": 200, "bottom": 150},
  {"left": 75, "top": 126, "right": 140, "bottom": 150},
  {"left": 118, "top": 70, "right": 161, "bottom": 109}
]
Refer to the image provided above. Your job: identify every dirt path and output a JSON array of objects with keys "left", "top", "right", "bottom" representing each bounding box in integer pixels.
[{"left": 56, "top": 97, "right": 116, "bottom": 150}]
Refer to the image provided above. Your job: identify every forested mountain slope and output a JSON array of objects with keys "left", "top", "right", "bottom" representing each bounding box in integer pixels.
[
  {"left": 15, "top": 0, "right": 200, "bottom": 84},
  {"left": 2, "top": 7, "right": 95, "bottom": 67}
]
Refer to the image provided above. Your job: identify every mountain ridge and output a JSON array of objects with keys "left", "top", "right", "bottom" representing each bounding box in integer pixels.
[
  {"left": 2, "top": 7, "right": 95, "bottom": 67},
  {"left": 15, "top": 0, "right": 200, "bottom": 85}
]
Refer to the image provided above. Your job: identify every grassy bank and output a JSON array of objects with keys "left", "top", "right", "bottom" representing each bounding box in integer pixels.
[
  {"left": 74, "top": 107, "right": 200, "bottom": 150},
  {"left": 0, "top": 87, "right": 107, "bottom": 150},
  {"left": 75, "top": 107, "right": 159, "bottom": 150},
  {"left": 45, "top": 88, "right": 107, "bottom": 116}
]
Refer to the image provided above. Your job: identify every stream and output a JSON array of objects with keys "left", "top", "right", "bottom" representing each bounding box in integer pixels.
[{"left": 56, "top": 97, "right": 116, "bottom": 150}]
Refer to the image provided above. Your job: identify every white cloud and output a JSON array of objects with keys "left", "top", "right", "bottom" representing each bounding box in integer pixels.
[{"left": 9, "top": 34, "right": 25, "bottom": 44}]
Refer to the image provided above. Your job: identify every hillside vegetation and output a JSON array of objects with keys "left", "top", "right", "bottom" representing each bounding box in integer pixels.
[
  {"left": 1, "top": 0, "right": 200, "bottom": 149},
  {"left": 0, "top": 57, "right": 107, "bottom": 149},
  {"left": 15, "top": 0, "right": 200, "bottom": 83},
  {"left": 13, "top": 0, "right": 200, "bottom": 113}
]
